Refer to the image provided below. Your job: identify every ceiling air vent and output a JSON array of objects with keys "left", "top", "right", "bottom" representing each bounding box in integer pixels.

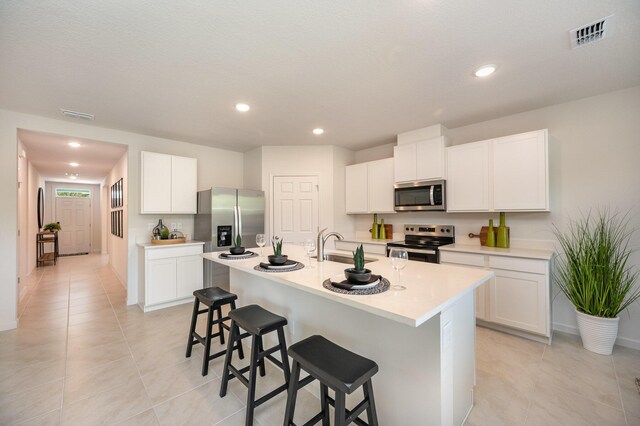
[
  {"left": 60, "top": 109, "right": 95, "bottom": 121},
  {"left": 570, "top": 15, "right": 613, "bottom": 49}
]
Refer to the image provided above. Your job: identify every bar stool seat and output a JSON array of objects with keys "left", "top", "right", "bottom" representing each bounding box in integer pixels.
[
  {"left": 285, "top": 335, "right": 379, "bottom": 426},
  {"left": 185, "top": 287, "right": 244, "bottom": 376},
  {"left": 219, "top": 304, "right": 291, "bottom": 426}
]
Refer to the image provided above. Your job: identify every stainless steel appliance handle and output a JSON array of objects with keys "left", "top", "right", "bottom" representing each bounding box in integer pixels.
[
  {"left": 233, "top": 206, "right": 238, "bottom": 238},
  {"left": 404, "top": 247, "right": 437, "bottom": 255},
  {"left": 429, "top": 185, "right": 434, "bottom": 206},
  {"left": 237, "top": 206, "right": 242, "bottom": 237}
]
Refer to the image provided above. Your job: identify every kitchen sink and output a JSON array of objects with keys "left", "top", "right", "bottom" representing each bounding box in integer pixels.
[{"left": 311, "top": 254, "right": 378, "bottom": 264}]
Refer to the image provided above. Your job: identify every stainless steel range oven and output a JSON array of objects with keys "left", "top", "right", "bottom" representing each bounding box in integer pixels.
[{"left": 386, "top": 224, "right": 455, "bottom": 263}]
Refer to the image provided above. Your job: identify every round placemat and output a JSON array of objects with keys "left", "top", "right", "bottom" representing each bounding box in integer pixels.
[
  {"left": 218, "top": 251, "right": 259, "bottom": 260},
  {"left": 322, "top": 277, "right": 390, "bottom": 295},
  {"left": 254, "top": 262, "right": 305, "bottom": 273}
]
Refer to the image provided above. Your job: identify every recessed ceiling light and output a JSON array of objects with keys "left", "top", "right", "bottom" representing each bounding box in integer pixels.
[
  {"left": 69, "top": 162, "right": 79, "bottom": 167},
  {"left": 474, "top": 64, "right": 497, "bottom": 78},
  {"left": 235, "top": 103, "right": 250, "bottom": 112},
  {"left": 312, "top": 128, "right": 324, "bottom": 135},
  {"left": 68, "top": 141, "right": 81, "bottom": 148},
  {"left": 65, "top": 172, "right": 79, "bottom": 179},
  {"left": 60, "top": 109, "right": 94, "bottom": 121}
]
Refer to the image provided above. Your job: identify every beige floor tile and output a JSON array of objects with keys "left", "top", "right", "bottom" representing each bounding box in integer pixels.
[
  {"left": 463, "top": 368, "right": 530, "bottom": 426},
  {"left": 0, "top": 357, "right": 66, "bottom": 396},
  {"left": 141, "top": 356, "right": 216, "bottom": 405},
  {"left": 64, "top": 355, "right": 140, "bottom": 404},
  {"left": 114, "top": 409, "right": 159, "bottom": 426},
  {"left": 62, "top": 380, "right": 151, "bottom": 425},
  {"left": 526, "top": 381, "right": 626, "bottom": 426},
  {"left": 65, "top": 339, "right": 131, "bottom": 376},
  {"left": 214, "top": 410, "right": 263, "bottom": 425},
  {"left": 68, "top": 307, "right": 118, "bottom": 326},
  {"left": 132, "top": 339, "right": 201, "bottom": 377},
  {"left": 613, "top": 346, "right": 640, "bottom": 419},
  {"left": 0, "top": 378, "right": 63, "bottom": 425},
  {"left": 627, "top": 412, "right": 640, "bottom": 426},
  {"left": 153, "top": 379, "right": 244, "bottom": 426},
  {"left": 0, "top": 340, "right": 67, "bottom": 364},
  {"left": 14, "top": 409, "right": 61, "bottom": 426},
  {"left": 538, "top": 333, "right": 621, "bottom": 409}
]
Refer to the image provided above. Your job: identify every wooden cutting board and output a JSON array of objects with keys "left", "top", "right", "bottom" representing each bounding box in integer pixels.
[{"left": 469, "top": 226, "right": 510, "bottom": 246}]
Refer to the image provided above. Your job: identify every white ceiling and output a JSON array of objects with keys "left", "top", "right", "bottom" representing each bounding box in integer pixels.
[
  {"left": 19, "top": 130, "right": 127, "bottom": 184},
  {"left": 2, "top": 1, "right": 639, "bottom": 153}
]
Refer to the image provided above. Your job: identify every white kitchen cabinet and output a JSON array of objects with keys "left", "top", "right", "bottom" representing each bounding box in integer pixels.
[
  {"left": 440, "top": 250, "right": 551, "bottom": 342},
  {"left": 446, "top": 129, "right": 549, "bottom": 212},
  {"left": 394, "top": 137, "right": 446, "bottom": 183},
  {"left": 345, "top": 163, "right": 368, "bottom": 213},
  {"left": 446, "top": 141, "right": 490, "bottom": 212},
  {"left": 141, "top": 151, "right": 197, "bottom": 214},
  {"left": 345, "top": 158, "right": 395, "bottom": 214},
  {"left": 139, "top": 242, "right": 204, "bottom": 312},
  {"left": 492, "top": 130, "right": 548, "bottom": 211}
]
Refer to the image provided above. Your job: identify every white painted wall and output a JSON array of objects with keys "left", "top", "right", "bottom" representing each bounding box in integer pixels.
[
  {"left": 44, "top": 181, "right": 102, "bottom": 253},
  {"left": 0, "top": 109, "right": 244, "bottom": 329},
  {"left": 353, "top": 86, "right": 640, "bottom": 347},
  {"left": 259, "top": 145, "right": 353, "bottom": 249},
  {"left": 27, "top": 162, "right": 44, "bottom": 273},
  {"left": 243, "top": 147, "right": 262, "bottom": 191},
  {"left": 104, "top": 152, "right": 128, "bottom": 287}
]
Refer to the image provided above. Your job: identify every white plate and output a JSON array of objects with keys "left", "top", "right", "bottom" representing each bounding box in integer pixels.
[
  {"left": 262, "top": 261, "right": 298, "bottom": 270},
  {"left": 330, "top": 274, "right": 380, "bottom": 289},
  {"left": 222, "top": 251, "right": 255, "bottom": 258}
]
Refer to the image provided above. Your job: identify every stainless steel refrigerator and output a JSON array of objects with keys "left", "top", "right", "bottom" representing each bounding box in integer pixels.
[{"left": 194, "top": 188, "right": 265, "bottom": 290}]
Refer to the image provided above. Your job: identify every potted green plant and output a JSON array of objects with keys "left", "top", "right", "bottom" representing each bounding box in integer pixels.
[
  {"left": 43, "top": 222, "right": 61, "bottom": 232},
  {"left": 344, "top": 244, "right": 372, "bottom": 283},
  {"left": 268, "top": 236, "right": 287, "bottom": 265},
  {"left": 553, "top": 209, "right": 640, "bottom": 355},
  {"left": 230, "top": 234, "right": 245, "bottom": 255},
  {"left": 160, "top": 228, "right": 170, "bottom": 240}
]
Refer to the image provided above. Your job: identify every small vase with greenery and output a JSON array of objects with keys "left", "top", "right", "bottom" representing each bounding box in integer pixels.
[
  {"left": 160, "top": 228, "right": 170, "bottom": 240},
  {"left": 268, "top": 236, "right": 287, "bottom": 265},
  {"left": 43, "top": 222, "right": 61, "bottom": 232},
  {"left": 344, "top": 244, "right": 372, "bottom": 283},
  {"left": 553, "top": 209, "right": 639, "bottom": 355},
  {"left": 229, "top": 234, "right": 245, "bottom": 255}
]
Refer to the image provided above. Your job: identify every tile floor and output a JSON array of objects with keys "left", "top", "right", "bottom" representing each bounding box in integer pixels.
[{"left": 1, "top": 254, "right": 638, "bottom": 425}]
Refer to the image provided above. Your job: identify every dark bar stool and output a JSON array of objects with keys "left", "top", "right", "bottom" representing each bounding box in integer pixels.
[
  {"left": 219, "top": 304, "right": 291, "bottom": 426},
  {"left": 284, "top": 335, "right": 379, "bottom": 426},
  {"left": 185, "top": 287, "right": 244, "bottom": 376}
]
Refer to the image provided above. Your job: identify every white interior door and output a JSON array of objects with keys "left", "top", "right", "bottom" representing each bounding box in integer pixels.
[
  {"left": 272, "top": 175, "right": 319, "bottom": 245},
  {"left": 55, "top": 197, "right": 91, "bottom": 255}
]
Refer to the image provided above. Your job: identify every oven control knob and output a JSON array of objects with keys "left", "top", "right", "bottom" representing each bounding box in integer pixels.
[
  {"left": 440, "top": 228, "right": 444, "bottom": 232},
  {"left": 446, "top": 228, "right": 450, "bottom": 233}
]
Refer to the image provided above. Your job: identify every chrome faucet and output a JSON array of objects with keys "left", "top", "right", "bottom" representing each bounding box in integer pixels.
[{"left": 316, "top": 228, "right": 344, "bottom": 262}]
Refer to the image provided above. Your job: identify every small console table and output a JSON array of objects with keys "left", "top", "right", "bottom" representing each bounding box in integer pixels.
[{"left": 36, "top": 231, "right": 59, "bottom": 266}]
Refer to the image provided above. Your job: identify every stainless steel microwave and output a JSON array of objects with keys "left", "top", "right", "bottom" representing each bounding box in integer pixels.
[{"left": 394, "top": 179, "right": 446, "bottom": 211}]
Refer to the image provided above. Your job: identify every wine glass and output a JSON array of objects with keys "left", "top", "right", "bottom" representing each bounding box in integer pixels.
[
  {"left": 256, "top": 234, "right": 266, "bottom": 258},
  {"left": 388, "top": 248, "right": 409, "bottom": 290},
  {"left": 303, "top": 238, "right": 316, "bottom": 268}
]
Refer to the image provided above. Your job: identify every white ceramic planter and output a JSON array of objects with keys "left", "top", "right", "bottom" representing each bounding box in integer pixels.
[{"left": 575, "top": 310, "right": 619, "bottom": 355}]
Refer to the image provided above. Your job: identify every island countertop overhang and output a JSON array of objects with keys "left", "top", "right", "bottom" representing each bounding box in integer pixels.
[{"left": 202, "top": 245, "right": 494, "bottom": 327}]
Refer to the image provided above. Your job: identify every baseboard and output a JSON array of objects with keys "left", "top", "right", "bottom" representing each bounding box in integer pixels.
[
  {"left": 553, "top": 322, "right": 640, "bottom": 350},
  {"left": 0, "top": 319, "right": 18, "bottom": 331}
]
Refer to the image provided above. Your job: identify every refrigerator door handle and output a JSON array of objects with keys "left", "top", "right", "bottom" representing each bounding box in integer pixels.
[
  {"left": 237, "top": 206, "right": 243, "bottom": 238},
  {"left": 233, "top": 206, "right": 238, "bottom": 239}
]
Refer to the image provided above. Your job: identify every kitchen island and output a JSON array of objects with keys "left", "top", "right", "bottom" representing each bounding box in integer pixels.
[{"left": 203, "top": 245, "right": 493, "bottom": 425}]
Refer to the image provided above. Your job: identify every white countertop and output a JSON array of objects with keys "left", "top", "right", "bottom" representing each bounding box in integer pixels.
[
  {"left": 137, "top": 240, "right": 205, "bottom": 249},
  {"left": 203, "top": 244, "right": 493, "bottom": 327},
  {"left": 440, "top": 244, "right": 554, "bottom": 260}
]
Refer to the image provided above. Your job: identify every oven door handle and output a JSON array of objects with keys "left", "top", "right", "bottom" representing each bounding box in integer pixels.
[
  {"left": 429, "top": 185, "right": 435, "bottom": 206},
  {"left": 403, "top": 248, "right": 437, "bottom": 255}
]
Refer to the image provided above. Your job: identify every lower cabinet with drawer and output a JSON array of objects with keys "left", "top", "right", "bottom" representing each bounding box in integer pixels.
[
  {"left": 139, "top": 242, "right": 204, "bottom": 312},
  {"left": 441, "top": 250, "right": 552, "bottom": 343}
]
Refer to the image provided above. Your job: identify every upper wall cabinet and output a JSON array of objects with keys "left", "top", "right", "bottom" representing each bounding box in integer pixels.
[
  {"left": 141, "top": 151, "right": 197, "bottom": 214},
  {"left": 345, "top": 158, "right": 395, "bottom": 214},
  {"left": 446, "top": 129, "right": 549, "bottom": 212},
  {"left": 394, "top": 137, "right": 446, "bottom": 183}
]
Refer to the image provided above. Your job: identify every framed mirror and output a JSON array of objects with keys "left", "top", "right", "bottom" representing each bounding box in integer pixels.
[{"left": 37, "top": 187, "right": 44, "bottom": 230}]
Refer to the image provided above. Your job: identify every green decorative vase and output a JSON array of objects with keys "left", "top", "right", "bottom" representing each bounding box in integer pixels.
[
  {"left": 486, "top": 219, "right": 496, "bottom": 247},
  {"left": 496, "top": 212, "right": 509, "bottom": 248},
  {"left": 371, "top": 214, "right": 379, "bottom": 239},
  {"left": 379, "top": 218, "right": 386, "bottom": 239}
]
